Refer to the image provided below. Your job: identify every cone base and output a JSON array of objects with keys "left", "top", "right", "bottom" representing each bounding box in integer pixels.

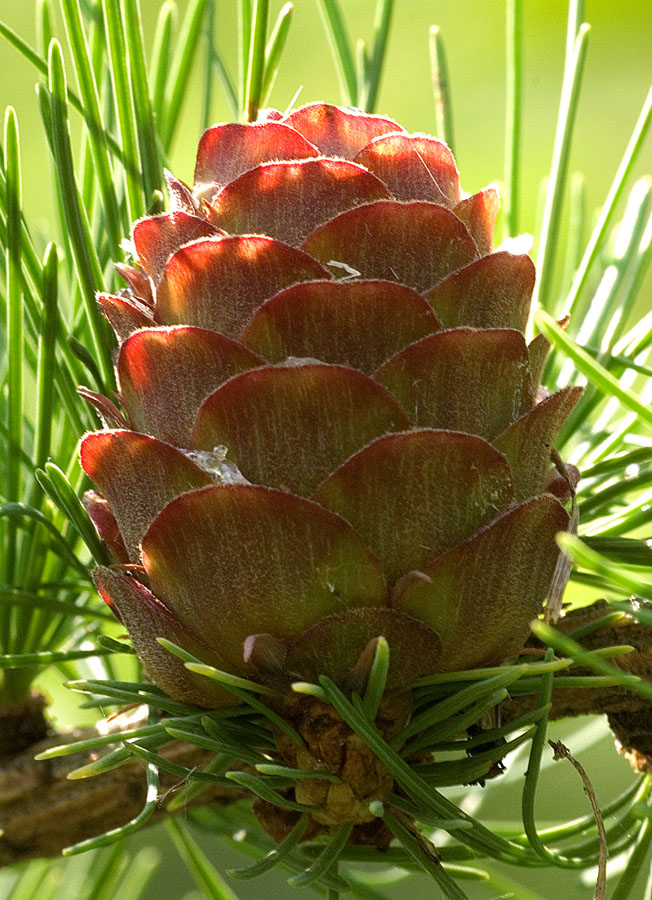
[{"left": 253, "top": 692, "right": 410, "bottom": 842}]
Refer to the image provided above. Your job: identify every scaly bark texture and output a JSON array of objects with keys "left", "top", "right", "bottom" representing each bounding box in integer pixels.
[{"left": 0, "top": 723, "right": 243, "bottom": 866}]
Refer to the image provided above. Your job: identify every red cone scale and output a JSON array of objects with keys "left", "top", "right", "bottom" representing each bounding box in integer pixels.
[{"left": 82, "top": 102, "right": 580, "bottom": 711}]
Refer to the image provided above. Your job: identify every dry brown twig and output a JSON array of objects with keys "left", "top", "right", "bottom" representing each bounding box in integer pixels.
[{"left": 549, "top": 740, "right": 607, "bottom": 900}]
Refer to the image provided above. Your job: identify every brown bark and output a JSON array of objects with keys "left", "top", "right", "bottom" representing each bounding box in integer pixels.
[
  {"left": 1, "top": 602, "right": 651, "bottom": 867},
  {"left": 504, "top": 603, "right": 652, "bottom": 721},
  {"left": 501, "top": 603, "right": 652, "bottom": 771},
  {"left": 0, "top": 723, "right": 243, "bottom": 867},
  {"left": 0, "top": 694, "right": 49, "bottom": 757}
]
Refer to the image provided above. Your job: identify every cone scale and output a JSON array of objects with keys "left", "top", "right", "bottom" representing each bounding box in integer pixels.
[{"left": 82, "top": 103, "right": 580, "bottom": 841}]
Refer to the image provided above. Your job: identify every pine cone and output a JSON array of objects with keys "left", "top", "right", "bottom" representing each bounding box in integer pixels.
[{"left": 81, "top": 103, "right": 581, "bottom": 710}]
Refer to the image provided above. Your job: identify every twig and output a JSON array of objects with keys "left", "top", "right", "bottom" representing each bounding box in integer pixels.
[
  {"left": 548, "top": 740, "right": 607, "bottom": 900},
  {"left": 2, "top": 602, "right": 652, "bottom": 866},
  {"left": 0, "top": 722, "right": 243, "bottom": 866}
]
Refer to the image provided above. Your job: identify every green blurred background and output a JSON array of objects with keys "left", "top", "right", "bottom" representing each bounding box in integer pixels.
[
  {"left": 1, "top": 1, "right": 651, "bottom": 897},
  {"left": 2, "top": 0, "right": 652, "bottom": 234}
]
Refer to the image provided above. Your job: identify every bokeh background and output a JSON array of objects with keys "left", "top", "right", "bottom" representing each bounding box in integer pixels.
[{"left": 1, "top": 1, "right": 651, "bottom": 897}]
